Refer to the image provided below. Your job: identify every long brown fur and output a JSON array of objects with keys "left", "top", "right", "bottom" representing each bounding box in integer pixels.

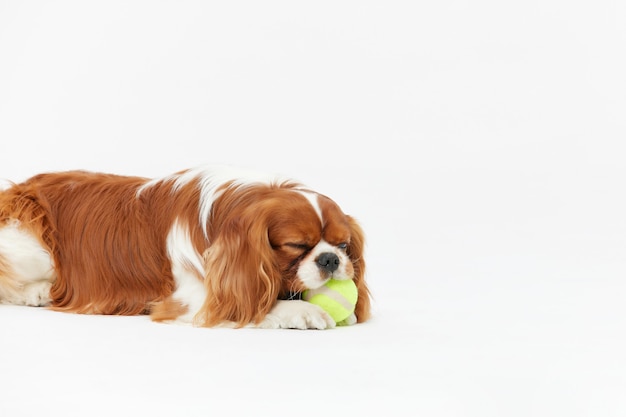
[{"left": 0, "top": 169, "right": 371, "bottom": 327}]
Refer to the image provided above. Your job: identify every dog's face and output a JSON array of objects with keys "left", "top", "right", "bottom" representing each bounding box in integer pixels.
[
  {"left": 201, "top": 182, "right": 369, "bottom": 326},
  {"left": 267, "top": 191, "right": 358, "bottom": 294}
]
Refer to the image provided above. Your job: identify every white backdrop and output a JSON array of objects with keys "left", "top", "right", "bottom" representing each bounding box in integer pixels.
[{"left": 1, "top": 1, "right": 625, "bottom": 416}]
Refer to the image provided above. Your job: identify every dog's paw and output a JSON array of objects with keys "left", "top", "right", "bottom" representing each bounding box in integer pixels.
[
  {"left": 336, "top": 313, "right": 357, "bottom": 326},
  {"left": 259, "top": 300, "right": 336, "bottom": 330},
  {"left": 20, "top": 281, "right": 52, "bottom": 307}
]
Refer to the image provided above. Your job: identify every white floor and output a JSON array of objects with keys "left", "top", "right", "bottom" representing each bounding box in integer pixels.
[{"left": 2, "top": 266, "right": 625, "bottom": 417}]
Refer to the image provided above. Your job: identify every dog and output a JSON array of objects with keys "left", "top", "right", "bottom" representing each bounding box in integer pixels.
[{"left": 0, "top": 165, "right": 370, "bottom": 329}]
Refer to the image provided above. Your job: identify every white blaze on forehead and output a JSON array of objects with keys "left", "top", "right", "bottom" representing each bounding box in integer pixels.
[{"left": 297, "top": 190, "right": 322, "bottom": 223}]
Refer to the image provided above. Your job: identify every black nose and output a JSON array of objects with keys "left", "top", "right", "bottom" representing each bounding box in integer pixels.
[{"left": 317, "top": 252, "right": 340, "bottom": 273}]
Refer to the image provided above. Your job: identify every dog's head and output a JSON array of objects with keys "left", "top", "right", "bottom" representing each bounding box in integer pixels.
[{"left": 199, "top": 182, "right": 370, "bottom": 327}]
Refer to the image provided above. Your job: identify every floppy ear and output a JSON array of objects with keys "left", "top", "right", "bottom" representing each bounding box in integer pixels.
[
  {"left": 196, "top": 216, "right": 282, "bottom": 327},
  {"left": 347, "top": 216, "right": 371, "bottom": 323}
]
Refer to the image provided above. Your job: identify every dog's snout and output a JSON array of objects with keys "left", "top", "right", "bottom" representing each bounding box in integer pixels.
[{"left": 317, "top": 252, "right": 340, "bottom": 273}]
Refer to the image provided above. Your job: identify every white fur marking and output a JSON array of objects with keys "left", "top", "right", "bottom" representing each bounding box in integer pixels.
[
  {"left": 193, "top": 166, "right": 292, "bottom": 239},
  {"left": 297, "top": 240, "right": 353, "bottom": 289},
  {"left": 257, "top": 300, "right": 335, "bottom": 329},
  {"left": 0, "top": 221, "right": 55, "bottom": 306},
  {"left": 297, "top": 190, "right": 322, "bottom": 221},
  {"left": 137, "top": 165, "right": 294, "bottom": 239},
  {"left": 166, "top": 219, "right": 206, "bottom": 323}
]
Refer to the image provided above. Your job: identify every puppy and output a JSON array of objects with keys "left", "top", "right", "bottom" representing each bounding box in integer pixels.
[{"left": 0, "top": 166, "right": 370, "bottom": 329}]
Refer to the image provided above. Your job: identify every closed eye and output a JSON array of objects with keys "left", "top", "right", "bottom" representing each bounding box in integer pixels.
[
  {"left": 337, "top": 242, "right": 348, "bottom": 250},
  {"left": 285, "top": 243, "right": 311, "bottom": 251}
]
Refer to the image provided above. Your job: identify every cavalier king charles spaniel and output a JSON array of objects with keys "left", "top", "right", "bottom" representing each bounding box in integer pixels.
[{"left": 0, "top": 166, "right": 370, "bottom": 329}]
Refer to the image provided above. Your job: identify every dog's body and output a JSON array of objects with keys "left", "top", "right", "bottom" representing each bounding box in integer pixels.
[{"left": 0, "top": 166, "right": 370, "bottom": 329}]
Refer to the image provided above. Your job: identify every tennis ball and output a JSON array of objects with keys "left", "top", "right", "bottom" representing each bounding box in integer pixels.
[{"left": 302, "top": 279, "right": 358, "bottom": 325}]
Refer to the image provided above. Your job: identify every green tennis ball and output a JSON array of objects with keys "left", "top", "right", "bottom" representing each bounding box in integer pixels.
[{"left": 302, "top": 279, "right": 358, "bottom": 325}]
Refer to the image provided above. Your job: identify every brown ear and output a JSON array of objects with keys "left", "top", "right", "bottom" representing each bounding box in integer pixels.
[
  {"left": 347, "top": 216, "right": 371, "bottom": 323},
  {"left": 197, "top": 217, "right": 281, "bottom": 327}
]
